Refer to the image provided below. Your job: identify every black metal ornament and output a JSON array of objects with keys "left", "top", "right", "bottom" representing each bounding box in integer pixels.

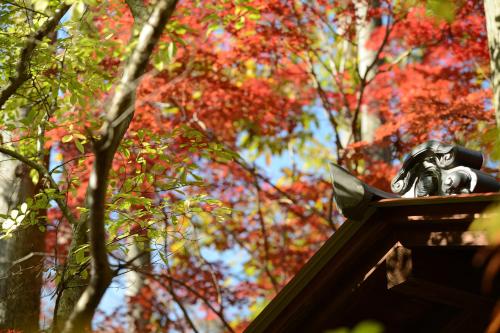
[{"left": 391, "top": 141, "right": 500, "bottom": 197}]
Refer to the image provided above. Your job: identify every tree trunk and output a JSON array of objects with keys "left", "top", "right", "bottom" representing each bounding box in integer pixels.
[
  {"left": 0, "top": 4, "right": 71, "bottom": 329},
  {"left": 355, "top": 0, "right": 391, "bottom": 161},
  {"left": 0, "top": 133, "right": 43, "bottom": 332},
  {"left": 125, "top": 235, "right": 152, "bottom": 332},
  {"left": 53, "top": 218, "right": 89, "bottom": 332},
  {"left": 484, "top": 0, "right": 500, "bottom": 128},
  {"left": 355, "top": 0, "right": 380, "bottom": 143}
]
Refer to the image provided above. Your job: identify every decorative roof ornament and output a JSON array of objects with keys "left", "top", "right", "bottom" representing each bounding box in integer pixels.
[
  {"left": 330, "top": 140, "right": 500, "bottom": 220},
  {"left": 391, "top": 140, "right": 500, "bottom": 197},
  {"left": 329, "top": 164, "right": 397, "bottom": 220}
]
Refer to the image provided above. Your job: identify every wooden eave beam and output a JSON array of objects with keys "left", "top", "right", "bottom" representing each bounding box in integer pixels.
[
  {"left": 396, "top": 229, "right": 489, "bottom": 247},
  {"left": 375, "top": 192, "right": 500, "bottom": 213},
  {"left": 390, "top": 277, "right": 495, "bottom": 310}
]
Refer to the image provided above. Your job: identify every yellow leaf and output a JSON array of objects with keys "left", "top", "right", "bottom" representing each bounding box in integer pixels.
[
  {"left": 265, "top": 152, "right": 271, "bottom": 166},
  {"left": 170, "top": 241, "right": 184, "bottom": 253},
  {"left": 192, "top": 91, "right": 202, "bottom": 99}
]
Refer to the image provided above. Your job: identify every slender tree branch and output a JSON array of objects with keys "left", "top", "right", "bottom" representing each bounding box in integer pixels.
[
  {"left": 169, "top": 283, "right": 200, "bottom": 333},
  {"left": 290, "top": 1, "right": 354, "bottom": 122},
  {"left": 180, "top": 112, "right": 335, "bottom": 226},
  {"left": 164, "top": 274, "right": 235, "bottom": 333},
  {"left": 215, "top": 217, "right": 283, "bottom": 293},
  {"left": 0, "top": 3, "right": 70, "bottom": 110},
  {"left": 310, "top": 48, "right": 353, "bottom": 121},
  {"left": 289, "top": 2, "right": 347, "bottom": 161},
  {"left": 134, "top": 270, "right": 235, "bottom": 333},
  {"left": 114, "top": 253, "right": 235, "bottom": 333},
  {"left": 308, "top": 64, "right": 344, "bottom": 159},
  {"left": 254, "top": 177, "right": 279, "bottom": 293},
  {"left": 163, "top": 247, "right": 199, "bottom": 333},
  {"left": 242, "top": 162, "right": 333, "bottom": 226}
]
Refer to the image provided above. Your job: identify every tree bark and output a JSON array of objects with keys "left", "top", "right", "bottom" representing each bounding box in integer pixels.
[
  {"left": 0, "top": 4, "right": 72, "bottom": 330},
  {"left": 355, "top": 0, "right": 380, "bottom": 142},
  {"left": 0, "top": 132, "right": 43, "bottom": 332},
  {"left": 484, "top": 0, "right": 500, "bottom": 128},
  {"left": 125, "top": 235, "right": 151, "bottom": 332},
  {"left": 53, "top": 217, "right": 89, "bottom": 332},
  {"left": 355, "top": 0, "right": 391, "bottom": 161},
  {"left": 121, "top": 3, "right": 155, "bottom": 330}
]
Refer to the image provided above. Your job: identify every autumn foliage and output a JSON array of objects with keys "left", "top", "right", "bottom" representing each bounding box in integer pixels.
[
  {"left": 0, "top": 0, "right": 496, "bottom": 331},
  {"left": 51, "top": 0, "right": 494, "bottom": 331},
  {"left": 66, "top": 1, "right": 491, "bottom": 330}
]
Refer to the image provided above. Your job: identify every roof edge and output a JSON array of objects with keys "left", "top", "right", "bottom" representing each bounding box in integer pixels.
[{"left": 244, "top": 207, "right": 377, "bottom": 333}]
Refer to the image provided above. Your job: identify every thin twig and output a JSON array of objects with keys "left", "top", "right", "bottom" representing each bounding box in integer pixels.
[{"left": 254, "top": 177, "right": 279, "bottom": 293}]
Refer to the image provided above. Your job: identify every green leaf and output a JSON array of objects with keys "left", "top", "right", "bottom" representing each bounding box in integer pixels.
[
  {"left": 62, "top": 135, "right": 73, "bottom": 143},
  {"left": 75, "top": 248, "right": 84, "bottom": 264},
  {"left": 33, "top": 0, "right": 50, "bottom": 13},
  {"left": 235, "top": 16, "right": 245, "bottom": 30},
  {"left": 71, "top": 1, "right": 87, "bottom": 20},
  {"left": 167, "top": 42, "right": 176, "bottom": 61},
  {"left": 30, "top": 169, "right": 39, "bottom": 185},
  {"left": 426, "top": 0, "right": 456, "bottom": 23},
  {"left": 352, "top": 321, "right": 384, "bottom": 333},
  {"left": 158, "top": 251, "right": 169, "bottom": 266},
  {"left": 206, "top": 23, "right": 220, "bottom": 37},
  {"left": 20, "top": 202, "right": 28, "bottom": 214},
  {"left": 325, "top": 321, "right": 383, "bottom": 333},
  {"left": 75, "top": 139, "right": 85, "bottom": 153},
  {"left": 470, "top": 203, "right": 500, "bottom": 243},
  {"left": 248, "top": 12, "right": 261, "bottom": 21}
]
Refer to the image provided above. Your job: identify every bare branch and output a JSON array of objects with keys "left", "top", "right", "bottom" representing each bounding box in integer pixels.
[
  {"left": 61, "top": 1, "right": 178, "bottom": 331},
  {"left": 307, "top": 63, "right": 344, "bottom": 159},
  {"left": 169, "top": 285, "right": 200, "bottom": 333},
  {"left": 254, "top": 177, "right": 279, "bottom": 293},
  {"left": 131, "top": 269, "right": 235, "bottom": 333},
  {"left": 175, "top": 113, "right": 336, "bottom": 227},
  {"left": 239, "top": 161, "right": 334, "bottom": 226},
  {"left": 0, "top": 3, "right": 70, "bottom": 110},
  {"left": 163, "top": 246, "right": 200, "bottom": 333}
]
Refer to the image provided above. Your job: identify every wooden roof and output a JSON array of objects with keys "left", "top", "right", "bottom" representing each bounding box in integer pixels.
[{"left": 245, "top": 193, "right": 500, "bottom": 333}]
